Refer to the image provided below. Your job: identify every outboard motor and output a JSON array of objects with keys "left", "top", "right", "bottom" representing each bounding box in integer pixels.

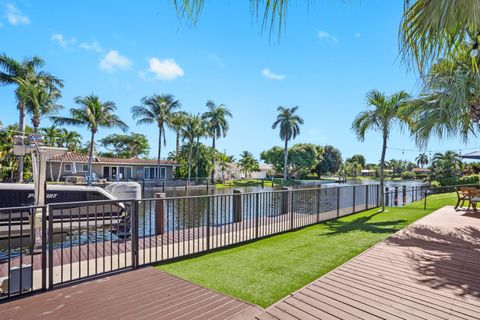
[{"left": 105, "top": 182, "right": 141, "bottom": 239}]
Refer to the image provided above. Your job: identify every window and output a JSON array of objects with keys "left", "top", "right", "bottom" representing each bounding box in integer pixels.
[
  {"left": 144, "top": 166, "right": 167, "bottom": 180},
  {"left": 64, "top": 164, "right": 72, "bottom": 172},
  {"left": 76, "top": 164, "right": 89, "bottom": 172}
]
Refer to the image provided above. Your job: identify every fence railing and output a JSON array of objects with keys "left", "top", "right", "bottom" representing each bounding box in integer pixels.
[{"left": 0, "top": 184, "right": 380, "bottom": 301}]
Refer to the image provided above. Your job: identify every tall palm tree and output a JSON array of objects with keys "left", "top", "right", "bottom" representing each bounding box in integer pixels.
[
  {"left": 18, "top": 74, "right": 63, "bottom": 132},
  {"left": 352, "top": 90, "right": 412, "bottom": 211},
  {"left": 0, "top": 54, "right": 46, "bottom": 181},
  {"left": 415, "top": 153, "right": 429, "bottom": 168},
  {"left": 170, "top": 111, "right": 188, "bottom": 160},
  {"left": 53, "top": 95, "right": 128, "bottom": 186},
  {"left": 180, "top": 114, "right": 205, "bottom": 182},
  {"left": 202, "top": 100, "right": 232, "bottom": 183},
  {"left": 272, "top": 106, "right": 304, "bottom": 180},
  {"left": 400, "top": 0, "right": 480, "bottom": 72},
  {"left": 131, "top": 94, "right": 181, "bottom": 181},
  {"left": 431, "top": 151, "right": 462, "bottom": 179}
]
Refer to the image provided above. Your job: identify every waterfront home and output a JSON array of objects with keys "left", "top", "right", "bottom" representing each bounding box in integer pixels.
[
  {"left": 47, "top": 152, "right": 179, "bottom": 182},
  {"left": 214, "top": 163, "right": 273, "bottom": 180},
  {"left": 412, "top": 167, "right": 431, "bottom": 176}
]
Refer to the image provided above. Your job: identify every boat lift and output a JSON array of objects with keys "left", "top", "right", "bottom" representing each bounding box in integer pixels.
[{"left": 12, "top": 132, "right": 67, "bottom": 250}]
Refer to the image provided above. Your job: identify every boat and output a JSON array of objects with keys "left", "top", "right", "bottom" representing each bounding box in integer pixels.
[{"left": 0, "top": 183, "right": 131, "bottom": 242}]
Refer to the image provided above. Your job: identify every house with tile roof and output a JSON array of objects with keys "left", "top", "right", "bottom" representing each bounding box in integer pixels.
[{"left": 47, "top": 152, "right": 179, "bottom": 182}]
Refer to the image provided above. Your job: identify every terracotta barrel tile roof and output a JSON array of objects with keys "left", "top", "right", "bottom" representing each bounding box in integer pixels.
[{"left": 49, "top": 152, "right": 178, "bottom": 165}]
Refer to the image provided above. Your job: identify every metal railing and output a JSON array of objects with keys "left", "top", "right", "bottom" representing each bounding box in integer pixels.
[{"left": 0, "top": 184, "right": 380, "bottom": 301}]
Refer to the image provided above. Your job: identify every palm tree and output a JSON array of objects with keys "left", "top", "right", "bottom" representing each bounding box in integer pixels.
[
  {"left": 271, "top": 106, "right": 304, "bottom": 180},
  {"left": 415, "top": 153, "right": 429, "bottom": 168},
  {"left": 411, "top": 47, "right": 480, "bottom": 146},
  {"left": 431, "top": 151, "right": 462, "bottom": 179},
  {"left": 59, "top": 129, "right": 82, "bottom": 151},
  {"left": 41, "top": 126, "right": 62, "bottom": 181},
  {"left": 180, "top": 114, "right": 205, "bottom": 182},
  {"left": 238, "top": 151, "right": 259, "bottom": 178},
  {"left": 352, "top": 90, "right": 412, "bottom": 211},
  {"left": 0, "top": 54, "right": 46, "bottom": 181},
  {"left": 202, "top": 100, "right": 232, "bottom": 183},
  {"left": 400, "top": 0, "right": 480, "bottom": 72},
  {"left": 18, "top": 74, "right": 63, "bottom": 132},
  {"left": 53, "top": 95, "right": 128, "bottom": 186},
  {"left": 169, "top": 111, "right": 188, "bottom": 160},
  {"left": 131, "top": 94, "right": 181, "bottom": 181}
]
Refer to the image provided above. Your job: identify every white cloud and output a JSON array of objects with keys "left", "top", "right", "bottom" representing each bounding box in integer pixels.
[
  {"left": 354, "top": 33, "right": 361, "bottom": 38},
  {"left": 317, "top": 30, "right": 339, "bottom": 43},
  {"left": 261, "top": 68, "right": 286, "bottom": 80},
  {"left": 50, "top": 33, "right": 76, "bottom": 48},
  {"left": 99, "top": 50, "right": 132, "bottom": 72},
  {"left": 6, "top": 3, "right": 30, "bottom": 25},
  {"left": 79, "top": 40, "right": 103, "bottom": 52},
  {"left": 144, "top": 57, "right": 184, "bottom": 80}
]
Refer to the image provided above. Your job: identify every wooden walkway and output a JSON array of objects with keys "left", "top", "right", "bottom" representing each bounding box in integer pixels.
[
  {"left": 0, "top": 267, "right": 262, "bottom": 320},
  {"left": 256, "top": 206, "right": 480, "bottom": 319}
]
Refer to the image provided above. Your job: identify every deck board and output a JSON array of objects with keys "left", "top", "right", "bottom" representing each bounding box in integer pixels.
[
  {"left": 0, "top": 267, "right": 262, "bottom": 320},
  {"left": 256, "top": 206, "right": 480, "bottom": 319}
]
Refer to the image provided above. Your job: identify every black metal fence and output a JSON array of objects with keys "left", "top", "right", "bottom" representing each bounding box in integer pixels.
[{"left": 0, "top": 184, "right": 380, "bottom": 301}]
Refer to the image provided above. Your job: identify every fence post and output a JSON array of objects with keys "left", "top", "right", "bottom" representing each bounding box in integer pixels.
[
  {"left": 412, "top": 186, "right": 415, "bottom": 202},
  {"left": 377, "top": 185, "right": 380, "bottom": 207},
  {"left": 365, "top": 185, "right": 369, "bottom": 210},
  {"left": 206, "top": 197, "right": 211, "bottom": 250},
  {"left": 352, "top": 186, "right": 356, "bottom": 213},
  {"left": 402, "top": 185, "right": 407, "bottom": 205},
  {"left": 48, "top": 206, "right": 54, "bottom": 289},
  {"left": 316, "top": 188, "right": 321, "bottom": 223},
  {"left": 336, "top": 187, "right": 340, "bottom": 217},
  {"left": 41, "top": 206, "right": 47, "bottom": 291},
  {"left": 424, "top": 188, "right": 428, "bottom": 210},
  {"left": 131, "top": 201, "right": 139, "bottom": 269},
  {"left": 394, "top": 187, "right": 399, "bottom": 206},
  {"left": 155, "top": 193, "right": 166, "bottom": 235},
  {"left": 385, "top": 187, "right": 389, "bottom": 207},
  {"left": 290, "top": 189, "right": 294, "bottom": 230},
  {"left": 255, "top": 193, "right": 259, "bottom": 238},
  {"left": 281, "top": 187, "right": 291, "bottom": 215},
  {"left": 233, "top": 189, "right": 243, "bottom": 222}
]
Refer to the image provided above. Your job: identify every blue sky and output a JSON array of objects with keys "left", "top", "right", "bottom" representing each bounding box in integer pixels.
[{"left": 0, "top": 0, "right": 477, "bottom": 163}]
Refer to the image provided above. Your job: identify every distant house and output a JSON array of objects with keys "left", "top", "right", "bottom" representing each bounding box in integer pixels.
[
  {"left": 47, "top": 152, "right": 179, "bottom": 182},
  {"left": 214, "top": 163, "right": 273, "bottom": 180},
  {"left": 412, "top": 167, "right": 431, "bottom": 175},
  {"left": 360, "top": 169, "right": 376, "bottom": 177}
]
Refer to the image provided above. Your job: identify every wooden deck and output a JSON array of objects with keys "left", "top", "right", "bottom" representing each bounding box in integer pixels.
[
  {"left": 0, "top": 266, "right": 262, "bottom": 320},
  {"left": 256, "top": 206, "right": 480, "bottom": 319}
]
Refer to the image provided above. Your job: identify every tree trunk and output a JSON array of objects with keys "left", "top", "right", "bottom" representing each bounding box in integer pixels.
[
  {"left": 211, "top": 136, "right": 216, "bottom": 184},
  {"left": 17, "top": 102, "right": 25, "bottom": 183},
  {"left": 175, "top": 131, "right": 180, "bottom": 159},
  {"left": 187, "top": 143, "right": 193, "bottom": 182},
  {"left": 195, "top": 137, "right": 200, "bottom": 183},
  {"left": 87, "top": 131, "right": 95, "bottom": 186},
  {"left": 379, "top": 132, "right": 388, "bottom": 212},
  {"left": 157, "top": 126, "right": 162, "bottom": 184},
  {"left": 283, "top": 138, "right": 289, "bottom": 180}
]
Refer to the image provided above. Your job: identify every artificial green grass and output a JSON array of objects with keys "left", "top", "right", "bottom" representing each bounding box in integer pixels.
[
  {"left": 158, "top": 193, "right": 457, "bottom": 308},
  {"left": 215, "top": 179, "right": 274, "bottom": 188}
]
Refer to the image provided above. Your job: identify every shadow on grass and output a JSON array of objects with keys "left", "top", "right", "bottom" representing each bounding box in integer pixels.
[{"left": 324, "top": 211, "right": 408, "bottom": 235}]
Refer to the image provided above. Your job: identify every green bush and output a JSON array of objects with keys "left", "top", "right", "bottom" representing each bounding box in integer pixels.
[
  {"left": 430, "top": 180, "right": 441, "bottom": 188},
  {"left": 458, "top": 174, "right": 480, "bottom": 185},
  {"left": 401, "top": 171, "right": 416, "bottom": 180}
]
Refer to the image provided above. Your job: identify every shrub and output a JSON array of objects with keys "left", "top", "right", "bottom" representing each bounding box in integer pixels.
[
  {"left": 458, "top": 174, "right": 480, "bottom": 185},
  {"left": 401, "top": 171, "right": 416, "bottom": 180},
  {"left": 430, "top": 180, "right": 441, "bottom": 188}
]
